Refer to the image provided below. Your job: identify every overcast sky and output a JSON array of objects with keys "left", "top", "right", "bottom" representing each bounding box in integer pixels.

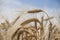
[{"left": 0, "top": 0, "right": 60, "bottom": 22}]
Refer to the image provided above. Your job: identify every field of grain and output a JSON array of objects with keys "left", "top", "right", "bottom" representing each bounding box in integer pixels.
[{"left": 0, "top": 9, "right": 60, "bottom": 40}]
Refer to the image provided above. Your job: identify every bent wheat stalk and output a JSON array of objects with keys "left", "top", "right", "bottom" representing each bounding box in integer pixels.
[{"left": 21, "top": 18, "right": 41, "bottom": 26}]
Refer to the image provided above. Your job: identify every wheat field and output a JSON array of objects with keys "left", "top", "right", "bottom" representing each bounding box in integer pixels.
[{"left": 0, "top": 10, "right": 60, "bottom": 40}]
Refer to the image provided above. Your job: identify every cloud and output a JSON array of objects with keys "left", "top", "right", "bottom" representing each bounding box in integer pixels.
[
  {"left": 0, "top": 0, "right": 37, "bottom": 23},
  {"left": 0, "top": 0, "right": 60, "bottom": 23}
]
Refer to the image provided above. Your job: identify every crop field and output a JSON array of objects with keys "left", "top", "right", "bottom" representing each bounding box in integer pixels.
[{"left": 0, "top": 9, "right": 60, "bottom": 40}]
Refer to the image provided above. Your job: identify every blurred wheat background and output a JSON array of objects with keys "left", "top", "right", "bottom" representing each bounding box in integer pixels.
[
  {"left": 0, "top": 9, "right": 60, "bottom": 40},
  {"left": 0, "top": 0, "right": 60, "bottom": 40}
]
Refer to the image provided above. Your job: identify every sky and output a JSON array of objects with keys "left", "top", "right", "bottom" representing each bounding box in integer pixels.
[
  {"left": 0, "top": 0, "right": 60, "bottom": 23},
  {"left": 19, "top": 0, "right": 60, "bottom": 8}
]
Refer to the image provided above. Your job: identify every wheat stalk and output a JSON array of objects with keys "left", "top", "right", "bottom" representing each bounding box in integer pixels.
[
  {"left": 21, "top": 18, "right": 40, "bottom": 26},
  {"left": 11, "top": 16, "right": 20, "bottom": 25},
  {"left": 44, "top": 17, "right": 54, "bottom": 21}
]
